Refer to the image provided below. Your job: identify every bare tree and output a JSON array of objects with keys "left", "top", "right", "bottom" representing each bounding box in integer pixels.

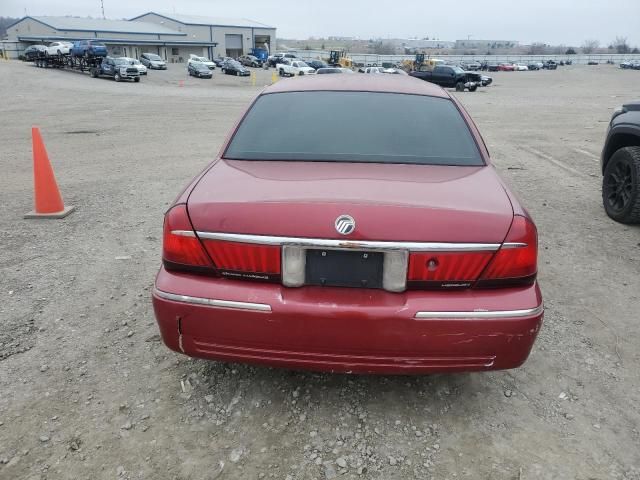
[
  {"left": 370, "top": 41, "right": 395, "bottom": 55},
  {"left": 528, "top": 42, "right": 547, "bottom": 55},
  {"left": 552, "top": 44, "right": 567, "bottom": 54},
  {"left": 581, "top": 39, "right": 600, "bottom": 54},
  {"left": 612, "top": 36, "right": 630, "bottom": 54}
]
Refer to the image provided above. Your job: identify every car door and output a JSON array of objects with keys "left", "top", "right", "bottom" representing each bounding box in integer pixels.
[
  {"left": 434, "top": 66, "right": 454, "bottom": 86},
  {"left": 103, "top": 58, "right": 114, "bottom": 74}
]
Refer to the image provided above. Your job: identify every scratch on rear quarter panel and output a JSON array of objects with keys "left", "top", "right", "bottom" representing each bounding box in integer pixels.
[{"left": 177, "top": 316, "right": 185, "bottom": 353}]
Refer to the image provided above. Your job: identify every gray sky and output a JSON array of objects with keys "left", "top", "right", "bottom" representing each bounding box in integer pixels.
[{"left": 3, "top": 0, "right": 640, "bottom": 46}]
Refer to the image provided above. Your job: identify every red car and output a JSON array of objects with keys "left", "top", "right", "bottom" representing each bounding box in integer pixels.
[
  {"left": 153, "top": 75, "right": 543, "bottom": 374},
  {"left": 498, "top": 63, "right": 516, "bottom": 71}
]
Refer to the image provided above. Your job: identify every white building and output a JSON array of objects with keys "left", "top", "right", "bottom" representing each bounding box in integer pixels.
[{"left": 1, "top": 13, "right": 276, "bottom": 61}]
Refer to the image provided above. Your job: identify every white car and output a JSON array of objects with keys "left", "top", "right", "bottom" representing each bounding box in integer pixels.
[
  {"left": 515, "top": 64, "right": 529, "bottom": 71},
  {"left": 276, "top": 59, "right": 316, "bottom": 77},
  {"left": 45, "top": 41, "right": 73, "bottom": 56},
  {"left": 362, "top": 66, "right": 385, "bottom": 74},
  {"left": 188, "top": 54, "right": 216, "bottom": 70},
  {"left": 121, "top": 57, "right": 147, "bottom": 75}
]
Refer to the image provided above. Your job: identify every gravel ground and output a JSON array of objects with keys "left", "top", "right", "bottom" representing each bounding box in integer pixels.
[{"left": 0, "top": 61, "right": 639, "bottom": 480}]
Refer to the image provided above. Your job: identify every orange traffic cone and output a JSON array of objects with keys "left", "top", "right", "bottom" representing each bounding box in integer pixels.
[{"left": 24, "top": 127, "right": 75, "bottom": 219}]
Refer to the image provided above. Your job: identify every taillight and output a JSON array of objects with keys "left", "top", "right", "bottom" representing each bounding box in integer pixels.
[
  {"left": 407, "top": 251, "right": 494, "bottom": 288},
  {"left": 202, "top": 240, "right": 281, "bottom": 276},
  {"left": 477, "top": 215, "right": 538, "bottom": 287},
  {"left": 162, "top": 204, "right": 213, "bottom": 271}
]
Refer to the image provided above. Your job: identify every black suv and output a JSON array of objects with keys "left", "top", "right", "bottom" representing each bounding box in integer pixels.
[{"left": 601, "top": 101, "right": 640, "bottom": 223}]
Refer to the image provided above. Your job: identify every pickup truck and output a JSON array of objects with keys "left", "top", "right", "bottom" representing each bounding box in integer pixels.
[
  {"left": 268, "top": 52, "right": 297, "bottom": 67},
  {"left": 276, "top": 59, "right": 316, "bottom": 76},
  {"left": 409, "top": 65, "right": 482, "bottom": 92},
  {"left": 90, "top": 57, "right": 140, "bottom": 82}
]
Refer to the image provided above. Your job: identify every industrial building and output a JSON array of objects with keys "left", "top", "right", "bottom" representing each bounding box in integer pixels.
[
  {"left": 454, "top": 39, "right": 519, "bottom": 50},
  {"left": 1, "top": 13, "right": 276, "bottom": 61}
]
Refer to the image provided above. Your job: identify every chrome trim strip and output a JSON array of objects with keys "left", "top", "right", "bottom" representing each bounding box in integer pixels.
[
  {"left": 502, "top": 242, "right": 528, "bottom": 249},
  {"left": 415, "top": 304, "right": 543, "bottom": 319},
  {"left": 171, "top": 230, "right": 196, "bottom": 237},
  {"left": 194, "top": 232, "right": 501, "bottom": 252},
  {"left": 153, "top": 288, "right": 272, "bottom": 312}
]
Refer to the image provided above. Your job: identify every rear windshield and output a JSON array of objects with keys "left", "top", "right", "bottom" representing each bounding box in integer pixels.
[{"left": 224, "top": 91, "right": 483, "bottom": 165}]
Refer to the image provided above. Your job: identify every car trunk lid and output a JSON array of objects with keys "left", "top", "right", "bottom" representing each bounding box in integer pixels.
[{"left": 187, "top": 159, "right": 514, "bottom": 243}]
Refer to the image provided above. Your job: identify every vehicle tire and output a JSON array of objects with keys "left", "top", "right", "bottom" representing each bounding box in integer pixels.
[
  {"left": 57, "top": 50, "right": 62, "bottom": 56},
  {"left": 114, "top": 73, "right": 121, "bottom": 82},
  {"left": 134, "top": 77, "right": 140, "bottom": 83},
  {"left": 90, "top": 68, "right": 98, "bottom": 78},
  {"left": 235, "top": 70, "right": 239, "bottom": 76},
  {"left": 468, "top": 85, "right": 478, "bottom": 92},
  {"left": 455, "top": 81, "right": 465, "bottom": 92},
  {"left": 221, "top": 68, "right": 226, "bottom": 74},
  {"left": 279, "top": 68, "right": 284, "bottom": 77},
  {"left": 602, "top": 146, "right": 640, "bottom": 224}
]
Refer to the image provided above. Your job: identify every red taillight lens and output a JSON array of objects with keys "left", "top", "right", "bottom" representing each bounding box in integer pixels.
[
  {"left": 162, "top": 204, "right": 213, "bottom": 270},
  {"left": 202, "top": 241, "right": 281, "bottom": 275},
  {"left": 408, "top": 251, "right": 494, "bottom": 287},
  {"left": 478, "top": 215, "right": 538, "bottom": 287}
]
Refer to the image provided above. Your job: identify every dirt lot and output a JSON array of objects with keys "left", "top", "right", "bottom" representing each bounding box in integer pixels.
[{"left": 1, "top": 60, "right": 639, "bottom": 480}]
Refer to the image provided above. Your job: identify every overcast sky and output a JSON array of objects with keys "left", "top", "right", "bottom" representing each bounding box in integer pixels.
[{"left": 3, "top": 0, "right": 640, "bottom": 46}]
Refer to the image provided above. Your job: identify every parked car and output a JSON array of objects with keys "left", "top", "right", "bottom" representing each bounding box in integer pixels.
[
  {"left": 152, "top": 75, "right": 543, "bottom": 374},
  {"left": 188, "top": 62, "right": 213, "bottom": 78},
  {"left": 121, "top": 57, "right": 147, "bottom": 75},
  {"left": 71, "top": 40, "right": 107, "bottom": 57},
  {"left": 542, "top": 60, "right": 558, "bottom": 70},
  {"left": 382, "top": 68, "right": 408, "bottom": 75},
  {"left": 306, "top": 60, "right": 327, "bottom": 70},
  {"left": 497, "top": 63, "right": 515, "bottom": 71},
  {"left": 45, "top": 41, "right": 73, "bottom": 56},
  {"left": 601, "top": 100, "right": 640, "bottom": 223},
  {"left": 212, "top": 57, "right": 228, "bottom": 67},
  {"left": 410, "top": 65, "right": 482, "bottom": 91},
  {"left": 316, "top": 67, "right": 353, "bottom": 74},
  {"left": 361, "top": 66, "right": 385, "bottom": 74},
  {"left": 90, "top": 56, "right": 140, "bottom": 82},
  {"left": 188, "top": 54, "right": 216, "bottom": 70},
  {"left": 24, "top": 45, "right": 47, "bottom": 61},
  {"left": 487, "top": 63, "right": 500, "bottom": 72},
  {"left": 480, "top": 75, "right": 493, "bottom": 86},
  {"left": 587, "top": 60, "right": 599, "bottom": 66},
  {"left": 268, "top": 52, "right": 297, "bottom": 67},
  {"left": 221, "top": 59, "right": 250, "bottom": 76},
  {"left": 620, "top": 61, "right": 633, "bottom": 69},
  {"left": 140, "top": 53, "right": 167, "bottom": 70},
  {"left": 515, "top": 64, "right": 529, "bottom": 71},
  {"left": 527, "top": 63, "right": 541, "bottom": 71},
  {"left": 239, "top": 55, "right": 262, "bottom": 67},
  {"left": 276, "top": 59, "right": 316, "bottom": 76},
  {"left": 460, "top": 61, "right": 481, "bottom": 71}
]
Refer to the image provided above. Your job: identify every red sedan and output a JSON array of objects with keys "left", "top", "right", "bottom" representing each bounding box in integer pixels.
[
  {"left": 498, "top": 63, "right": 516, "bottom": 71},
  {"left": 153, "top": 75, "right": 543, "bottom": 374}
]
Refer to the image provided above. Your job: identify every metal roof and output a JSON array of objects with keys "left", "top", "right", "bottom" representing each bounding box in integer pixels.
[
  {"left": 130, "top": 12, "right": 274, "bottom": 29},
  {"left": 17, "top": 35, "right": 217, "bottom": 46},
  {"left": 26, "top": 16, "right": 185, "bottom": 36}
]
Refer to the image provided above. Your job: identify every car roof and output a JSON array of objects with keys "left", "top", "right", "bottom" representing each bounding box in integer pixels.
[{"left": 263, "top": 74, "right": 449, "bottom": 98}]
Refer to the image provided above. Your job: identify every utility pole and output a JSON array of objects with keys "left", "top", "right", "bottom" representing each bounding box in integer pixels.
[{"left": 100, "top": 0, "right": 105, "bottom": 19}]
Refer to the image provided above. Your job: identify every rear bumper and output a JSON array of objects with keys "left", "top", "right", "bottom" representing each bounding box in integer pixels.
[{"left": 152, "top": 267, "right": 543, "bottom": 374}]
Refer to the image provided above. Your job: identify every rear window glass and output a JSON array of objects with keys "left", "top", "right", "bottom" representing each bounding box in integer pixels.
[{"left": 224, "top": 91, "right": 483, "bottom": 166}]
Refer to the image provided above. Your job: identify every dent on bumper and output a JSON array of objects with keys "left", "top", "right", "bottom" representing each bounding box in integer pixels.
[{"left": 152, "top": 267, "right": 543, "bottom": 374}]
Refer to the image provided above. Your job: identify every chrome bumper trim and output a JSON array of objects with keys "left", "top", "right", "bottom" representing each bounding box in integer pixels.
[
  {"left": 153, "top": 288, "right": 272, "bottom": 312},
  {"left": 415, "top": 304, "right": 543, "bottom": 319},
  {"left": 179, "top": 231, "right": 501, "bottom": 252}
]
